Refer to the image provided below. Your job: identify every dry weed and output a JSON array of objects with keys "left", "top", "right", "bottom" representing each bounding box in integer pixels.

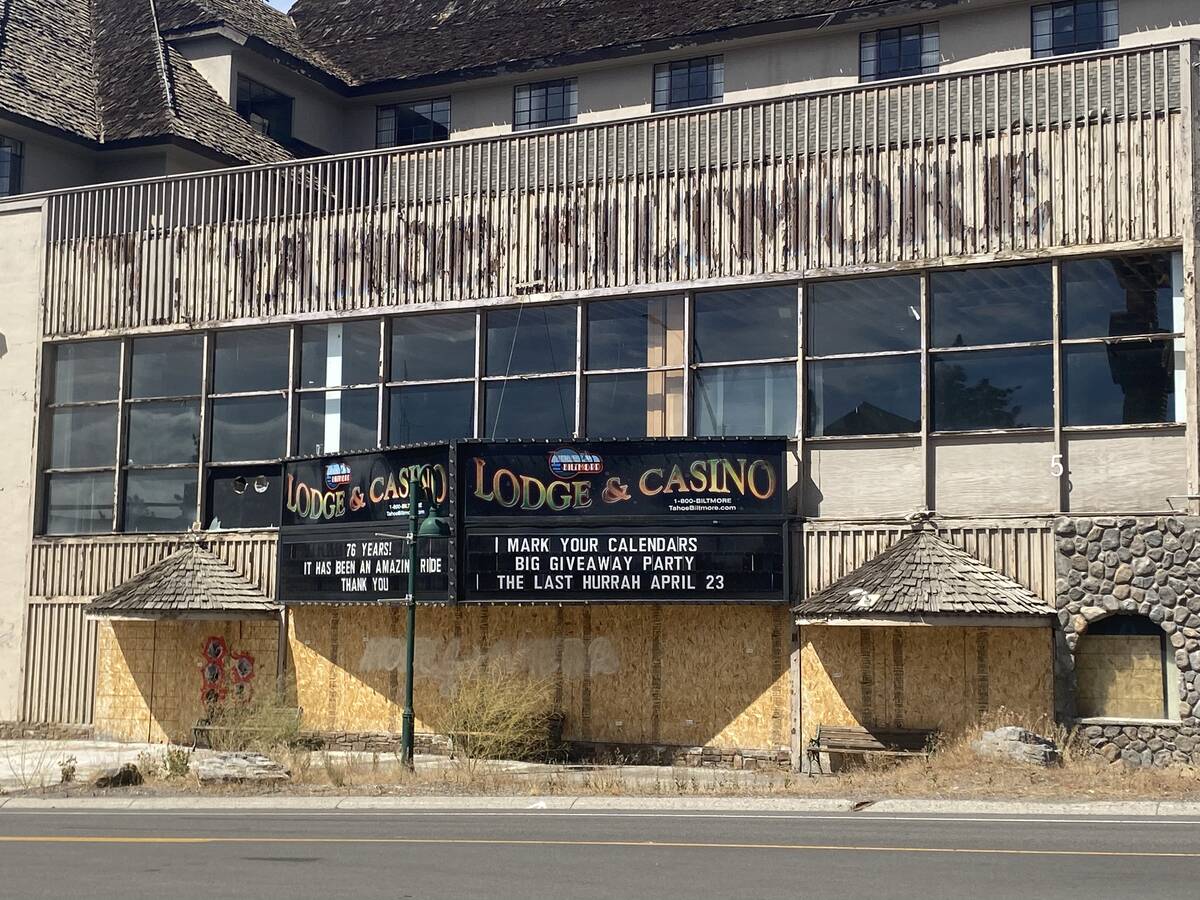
[{"left": 435, "top": 659, "right": 558, "bottom": 780}]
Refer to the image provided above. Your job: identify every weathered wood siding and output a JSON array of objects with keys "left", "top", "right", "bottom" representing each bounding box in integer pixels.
[
  {"left": 28, "top": 533, "right": 278, "bottom": 599},
  {"left": 21, "top": 533, "right": 277, "bottom": 724},
  {"left": 802, "top": 519, "right": 1056, "bottom": 600},
  {"left": 43, "top": 45, "right": 1184, "bottom": 337},
  {"left": 20, "top": 600, "right": 97, "bottom": 724}
]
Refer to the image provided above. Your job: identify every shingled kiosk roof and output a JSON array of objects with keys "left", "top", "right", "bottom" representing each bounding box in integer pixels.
[
  {"left": 86, "top": 543, "right": 280, "bottom": 620},
  {"left": 794, "top": 529, "right": 1055, "bottom": 624}
]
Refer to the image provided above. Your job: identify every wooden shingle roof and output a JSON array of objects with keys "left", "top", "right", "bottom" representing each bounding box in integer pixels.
[
  {"left": 794, "top": 530, "right": 1055, "bottom": 621},
  {"left": 86, "top": 544, "right": 280, "bottom": 620}
]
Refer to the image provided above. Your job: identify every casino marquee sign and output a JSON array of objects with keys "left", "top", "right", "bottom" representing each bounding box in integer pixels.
[
  {"left": 459, "top": 439, "right": 787, "bottom": 604},
  {"left": 277, "top": 438, "right": 789, "bottom": 605}
]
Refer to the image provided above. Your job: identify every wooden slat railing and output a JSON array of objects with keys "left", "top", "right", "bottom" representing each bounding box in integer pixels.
[{"left": 42, "top": 43, "right": 1187, "bottom": 337}]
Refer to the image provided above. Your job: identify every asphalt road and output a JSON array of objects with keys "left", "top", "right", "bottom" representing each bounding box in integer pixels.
[{"left": 0, "top": 808, "right": 1197, "bottom": 899}]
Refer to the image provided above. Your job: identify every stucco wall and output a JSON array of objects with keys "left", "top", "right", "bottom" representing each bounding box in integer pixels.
[
  {"left": 0, "top": 200, "right": 43, "bottom": 721},
  {"left": 343, "top": 0, "right": 1200, "bottom": 149}
]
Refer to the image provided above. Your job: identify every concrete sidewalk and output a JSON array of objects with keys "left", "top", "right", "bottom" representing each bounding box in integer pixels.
[{"left": 3, "top": 794, "right": 1200, "bottom": 816}]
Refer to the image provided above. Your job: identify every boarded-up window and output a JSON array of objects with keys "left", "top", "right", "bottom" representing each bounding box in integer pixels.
[{"left": 1075, "top": 615, "right": 1169, "bottom": 719}]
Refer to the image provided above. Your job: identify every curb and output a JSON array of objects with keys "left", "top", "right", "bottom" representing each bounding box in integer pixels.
[{"left": 2, "top": 795, "right": 1199, "bottom": 816}]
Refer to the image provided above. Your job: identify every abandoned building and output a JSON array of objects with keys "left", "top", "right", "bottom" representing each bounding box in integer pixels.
[{"left": 1, "top": 0, "right": 1199, "bottom": 769}]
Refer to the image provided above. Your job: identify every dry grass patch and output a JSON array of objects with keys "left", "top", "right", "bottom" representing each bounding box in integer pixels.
[{"left": 820, "top": 709, "right": 1200, "bottom": 801}]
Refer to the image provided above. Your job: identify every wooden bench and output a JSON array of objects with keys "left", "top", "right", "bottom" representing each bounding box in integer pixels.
[
  {"left": 807, "top": 725, "right": 935, "bottom": 774},
  {"left": 192, "top": 707, "right": 303, "bottom": 750}
]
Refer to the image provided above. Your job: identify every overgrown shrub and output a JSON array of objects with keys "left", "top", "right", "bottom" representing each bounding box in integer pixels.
[
  {"left": 202, "top": 690, "right": 301, "bottom": 753},
  {"left": 435, "top": 659, "right": 558, "bottom": 777},
  {"left": 57, "top": 755, "right": 77, "bottom": 784},
  {"left": 164, "top": 747, "right": 191, "bottom": 779}
]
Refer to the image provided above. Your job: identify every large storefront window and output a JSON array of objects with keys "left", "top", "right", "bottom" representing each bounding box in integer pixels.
[
  {"left": 297, "top": 321, "right": 381, "bottom": 455},
  {"left": 1062, "top": 254, "right": 1182, "bottom": 427},
  {"left": 806, "top": 275, "right": 921, "bottom": 437},
  {"left": 123, "top": 335, "right": 202, "bottom": 532},
  {"left": 43, "top": 341, "right": 120, "bottom": 534},
  {"left": 207, "top": 328, "right": 289, "bottom": 529},
  {"left": 37, "top": 252, "right": 1185, "bottom": 534},
  {"left": 484, "top": 306, "right": 576, "bottom": 439},
  {"left": 693, "top": 286, "right": 797, "bottom": 436},
  {"left": 931, "top": 264, "right": 1054, "bottom": 431},
  {"left": 585, "top": 297, "right": 684, "bottom": 438},
  {"left": 389, "top": 313, "right": 477, "bottom": 443}
]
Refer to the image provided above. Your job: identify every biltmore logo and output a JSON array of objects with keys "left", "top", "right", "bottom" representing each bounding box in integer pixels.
[
  {"left": 547, "top": 448, "right": 604, "bottom": 479},
  {"left": 324, "top": 462, "right": 352, "bottom": 490}
]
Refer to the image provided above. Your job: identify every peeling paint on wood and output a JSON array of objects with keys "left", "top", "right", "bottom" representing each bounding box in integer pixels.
[{"left": 41, "top": 46, "right": 1184, "bottom": 337}]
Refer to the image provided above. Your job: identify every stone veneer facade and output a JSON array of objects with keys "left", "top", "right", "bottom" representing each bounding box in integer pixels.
[{"left": 1054, "top": 516, "right": 1200, "bottom": 767}]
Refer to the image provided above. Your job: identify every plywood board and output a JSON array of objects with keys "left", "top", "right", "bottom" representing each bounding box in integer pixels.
[
  {"left": 800, "top": 625, "right": 1054, "bottom": 746},
  {"left": 94, "top": 620, "right": 278, "bottom": 744},
  {"left": 586, "top": 605, "right": 653, "bottom": 744},
  {"left": 659, "top": 605, "right": 789, "bottom": 749}
]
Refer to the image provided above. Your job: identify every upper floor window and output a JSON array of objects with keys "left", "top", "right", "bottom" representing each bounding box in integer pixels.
[
  {"left": 1032, "top": 0, "right": 1118, "bottom": 58},
  {"left": 514, "top": 79, "right": 579, "bottom": 131},
  {"left": 860, "top": 23, "right": 939, "bottom": 83},
  {"left": 236, "top": 75, "right": 294, "bottom": 142},
  {"left": 653, "top": 56, "right": 724, "bottom": 112},
  {"left": 376, "top": 98, "right": 451, "bottom": 148},
  {"left": 931, "top": 263, "right": 1054, "bottom": 432},
  {"left": 0, "top": 135, "right": 22, "bottom": 196},
  {"left": 693, "top": 286, "right": 797, "bottom": 437}
]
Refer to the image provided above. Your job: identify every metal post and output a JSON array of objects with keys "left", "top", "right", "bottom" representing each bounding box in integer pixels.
[{"left": 401, "top": 493, "right": 418, "bottom": 769}]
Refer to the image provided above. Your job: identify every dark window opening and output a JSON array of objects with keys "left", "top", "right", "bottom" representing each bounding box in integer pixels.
[
  {"left": 808, "top": 357, "right": 921, "bottom": 437},
  {"left": 860, "top": 23, "right": 940, "bottom": 82},
  {"left": 205, "top": 465, "right": 282, "bottom": 530},
  {"left": 376, "top": 99, "right": 451, "bottom": 147},
  {"left": 236, "top": 75, "right": 294, "bottom": 143},
  {"left": 931, "top": 264, "right": 1053, "bottom": 347},
  {"left": 932, "top": 347, "right": 1054, "bottom": 431},
  {"left": 1032, "top": 0, "right": 1118, "bottom": 58},
  {"left": 1064, "top": 340, "right": 1177, "bottom": 426},
  {"left": 1062, "top": 254, "right": 1174, "bottom": 340},
  {"left": 515, "top": 79, "right": 578, "bottom": 131},
  {"left": 0, "top": 135, "right": 23, "bottom": 197},
  {"left": 653, "top": 56, "right": 724, "bottom": 111}
]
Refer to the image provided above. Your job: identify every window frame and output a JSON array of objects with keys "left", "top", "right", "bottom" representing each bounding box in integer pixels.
[
  {"left": 122, "top": 334, "right": 205, "bottom": 533},
  {"left": 583, "top": 296, "right": 686, "bottom": 439},
  {"left": 1032, "top": 0, "right": 1119, "bottom": 59},
  {"left": 376, "top": 97, "right": 452, "bottom": 148},
  {"left": 40, "top": 340, "right": 123, "bottom": 535},
  {"left": 513, "top": 78, "right": 579, "bottom": 132},
  {"left": 653, "top": 55, "right": 725, "bottom": 112},
  {"left": 0, "top": 134, "right": 23, "bottom": 197},
  {"left": 235, "top": 74, "right": 295, "bottom": 142},
  {"left": 295, "top": 320, "right": 384, "bottom": 456},
  {"left": 691, "top": 286, "right": 799, "bottom": 438},
  {"left": 804, "top": 273, "right": 924, "bottom": 439},
  {"left": 386, "top": 312, "right": 480, "bottom": 445},
  {"left": 1059, "top": 253, "right": 1184, "bottom": 430},
  {"left": 859, "top": 22, "right": 940, "bottom": 83}
]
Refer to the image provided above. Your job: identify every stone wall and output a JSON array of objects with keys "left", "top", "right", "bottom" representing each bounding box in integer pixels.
[{"left": 1054, "top": 515, "right": 1200, "bottom": 767}]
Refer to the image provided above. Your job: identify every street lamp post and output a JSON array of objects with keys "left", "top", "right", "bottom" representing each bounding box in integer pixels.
[{"left": 400, "top": 490, "right": 419, "bottom": 769}]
